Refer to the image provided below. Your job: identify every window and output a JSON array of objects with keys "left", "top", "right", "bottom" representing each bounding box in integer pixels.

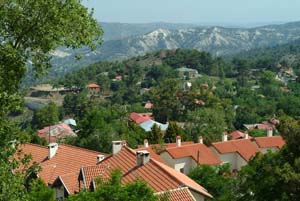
[{"left": 180, "top": 168, "right": 184, "bottom": 173}]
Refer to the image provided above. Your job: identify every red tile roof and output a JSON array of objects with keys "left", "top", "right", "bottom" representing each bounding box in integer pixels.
[
  {"left": 57, "top": 172, "right": 80, "bottom": 194},
  {"left": 18, "top": 143, "right": 108, "bottom": 194},
  {"left": 80, "top": 146, "right": 212, "bottom": 198},
  {"left": 129, "top": 112, "right": 152, "bottom": 124},
  {"left": 230, "top": 130, "right": 245, "bottom": 140},
  {"left": 81, "top": 164, "right": 110, "bottom": 189},
  {"left": 156, "top": 187, "right": 196, "bottom": 201},
  {"left": 136, "top": 141, "right": 196, "bottom": 164},
  {"left": 254, "top": 136, "right": 285, "bottom": 149},
  {"left": 38, "top": 123, "right": 76, "bottom": 143},
  {"left": 212, "top": 139, "right": 260, "bottom": 161},
  {"left": 87, "top": 83, "right": 100, "bottom": 88},
  {"left": 163, "top": 143, "right": 222, "bottom": 165}
]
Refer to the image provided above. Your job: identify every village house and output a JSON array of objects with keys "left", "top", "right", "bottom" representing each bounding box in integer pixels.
[
  {"left": 30, "top": 84, "right": 71, "bottom": 97},
  {"left": 210, "top": 131, "right": 285, "bottom": 171},
  {"left": 135, "top": 139, "right": 196, "bottom": 165},
  {"left": 38, "top": 123, "right": 77, "bottom": 143},
  {"left": 144, "top": 101, "right": 153, "bottom": 109},
  {"left": 159, "top": 136, "right": 222, "bottom": 174},
  {"left": 86, "top": 83, "right": 100, "bottom": 95},
  {"left": 17, "top": 143, "right": 108, "bottom": 200},
  {"left": 253, "top": 129, "right": 285, "bottom": 153},
  {"left": 129, "top": 112, "right": 169, "bottom": 132},
  {"left": 210, "top": 133, "right": 260, "bottom": 171},
  {"left": 176, "top": 67, "right": 199, "bottom": 79},
  {"left": 73, "top": 141, "right": 213, "bottom": 201},
  {"left": 229, "top": 130, "right": 249, "bottom": 140},
  {"left": 63, "top": 118, "right": 77, "bottom": 131}
]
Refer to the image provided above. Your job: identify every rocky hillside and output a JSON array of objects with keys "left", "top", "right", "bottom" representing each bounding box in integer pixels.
[
  {"left": 56, "top": 21, "right": 300, "bottom": 62},
  {"left": 24, "top": 21, "right": 300, "bottom": 87}
]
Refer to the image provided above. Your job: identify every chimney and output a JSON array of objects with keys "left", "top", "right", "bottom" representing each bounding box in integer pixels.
[
  {"left": 112, "top": 141, "right": 122, "bottom": 154},
  {"left": 136, "top": 150, "right": 150, "bottom": 166},
  {"left": 176, "top": 136, "right": 181, "bottom": 147},
  {"left": 97, "top": 154, "right": 105, "bottom": 163},
  {"left": 198, "top": 136, "right": 203, "bottom": 144},
  {"left": 244, "top": 132, "right": 249, "bottom": 139},
  {"left": 222, "top": 132, "right": 228, "bottom": 142},
  {"left": 267, "top": 128, "right": 273, "bottom": 137},
  {"left": 144, "top": 139, "right": 149, "bottom": 148},
  {"left": 48, "top": 143, "right": 58, "bottom": 159}
]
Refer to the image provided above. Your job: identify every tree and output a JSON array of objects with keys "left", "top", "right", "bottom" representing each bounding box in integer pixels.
[
  {"left": 164, "top": 121, "right": 185, "bottom": 143},
  {"left": 188, "top": 164, "right": 235, "bottom": 201},
  {"left": 185, "top": 108, "right": 227, "bottom": 143},
  {"left": 0, "top": 1, "right": 103, "bottom": 200},
  {"left": 235, "top": 117, "right": 300, "bottom": 201},
  {"left": 67, "top": 169, "right": 157, "bottom": 201},
  {"left": 149, "top": 124, "right": 163, "bottom": 144},
  {"left": 151, "top": 79, "right": 182, "bottom": 123},
  {"left": 31, "top": 102, "right": 59, "bottom": 128},
  {"left": 26, "top": 179, "right": 55, "bottom": 201},
  {"left": 0, "top": 0, "right": 103, "bottom": 117}
]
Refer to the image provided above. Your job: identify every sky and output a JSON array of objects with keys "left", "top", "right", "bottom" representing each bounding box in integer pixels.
[{"left": 82, "top": 0, "right": 300, "bottom": 26}]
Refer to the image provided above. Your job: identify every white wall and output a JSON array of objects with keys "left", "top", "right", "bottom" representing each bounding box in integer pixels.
[
  {"left": 160, "top": 152, "right": 175, "bottom": 167},
  {"left": 236, "top": 154, "right": 247, "bottom": 170},
  {"left": 174, "top": 157, "right": 194, "bottom": 174},
  {"left": 210, "top": 147, "right": 237, "bottom": 170},
  {"left": 160, "top": 152, "right": 194, "bottom": 174},
  {"left": 55, "top": 186, "right": 65, "bottom": 201},
  {"left": 190, "top": 190, "right": 205, "bottom": 201},
  {"left": 260, "top": 147, "right": 279, "bottom": 154}
]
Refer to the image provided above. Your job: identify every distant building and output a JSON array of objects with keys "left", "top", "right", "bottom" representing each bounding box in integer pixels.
[
  {"left": 63, "top": 118, "right": 77, "bottom": 130},
  {"left": 112, "top": 75, "right": 122, "bottom": 81},
  {"left": 144, "top": 101, "right": 153, "bottom": 109},
  {"left": 176, "top": 67, "right": 199, "bottom": 79},
  {"left": 30, "top": 84, "right": 70, "bottom": 97},
  {"left": 38, "top": 123, "right": 77, "bottom": 143},
  {"left": 129, "top": 112, "right": 169, "bottom": 132},
  {"left": 86, "top": 83, "right": 100, "bottom": 95}
]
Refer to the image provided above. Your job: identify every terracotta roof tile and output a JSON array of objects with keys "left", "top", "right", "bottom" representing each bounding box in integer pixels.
[
  {"left": 38, "top": 123, "right": 76, "bottom": 143},
  {"left": 129, "top": 112, "right": 152, "bottom": 124},
  {"left": 163, "top": 143, "right": 222, "bottom": 165},
  {"left": 230, "top": 130, "right": 245, "bottom": 140},
  {"left": 18, "top": 143, "right": 108, "bottom": 187},
  {"left": 59, "top": 172, "right": 80, "bottom": 194},
  {"left": 156, "top": 187, "right": 196, "bottom": 201},
  {"left": 87, "top": 83, "right": 100, "bottom": 88},
  {"left": 212, "top": 139, "right": 260, "bottom": 161},
  {"left": 254, "top": 136, "right": 285, "bottom": 149},
  {"left": 81, "top": 146, "right": 212, "bottom": 198}
]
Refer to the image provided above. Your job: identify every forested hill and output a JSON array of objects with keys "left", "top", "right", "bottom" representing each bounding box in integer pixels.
[
  {"left": 24, "top": 21, "right": 300, "bottom": 87},
  {"left": 53, "top": 21, "right": 300, "bottom": 63},
  {"left": 230, "top": 38, "right": 300, "bottom": 68}
]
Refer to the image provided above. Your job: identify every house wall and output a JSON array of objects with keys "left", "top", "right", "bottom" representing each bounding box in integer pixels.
[
  {"left": 160, "top": 152, "right": 194, "bottom": 174},
  {"left": 160, "top": 152, "right": 176, "bottom": 168},
  {"left": 260, "top": 147, "right": 279, "bottom": 154},
  {"left": 236, "top": 154, "right": 247, "bottom": 170},
  {"left": 173, "top": 157, "right": 194, "bottom": 174},
  {"left": 190, "top": 190, "right": 205, "bottom": 201},
  {"left": 210, "top": 147, "right": 237, "bottom": 170},
  {"left": 55, "top": 186, "right": 65, "bottom": 201}
]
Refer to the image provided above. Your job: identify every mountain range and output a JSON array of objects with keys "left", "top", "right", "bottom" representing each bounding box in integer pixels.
[{"left": 26, "top": 21, "right": 300, "bottom": 86}]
